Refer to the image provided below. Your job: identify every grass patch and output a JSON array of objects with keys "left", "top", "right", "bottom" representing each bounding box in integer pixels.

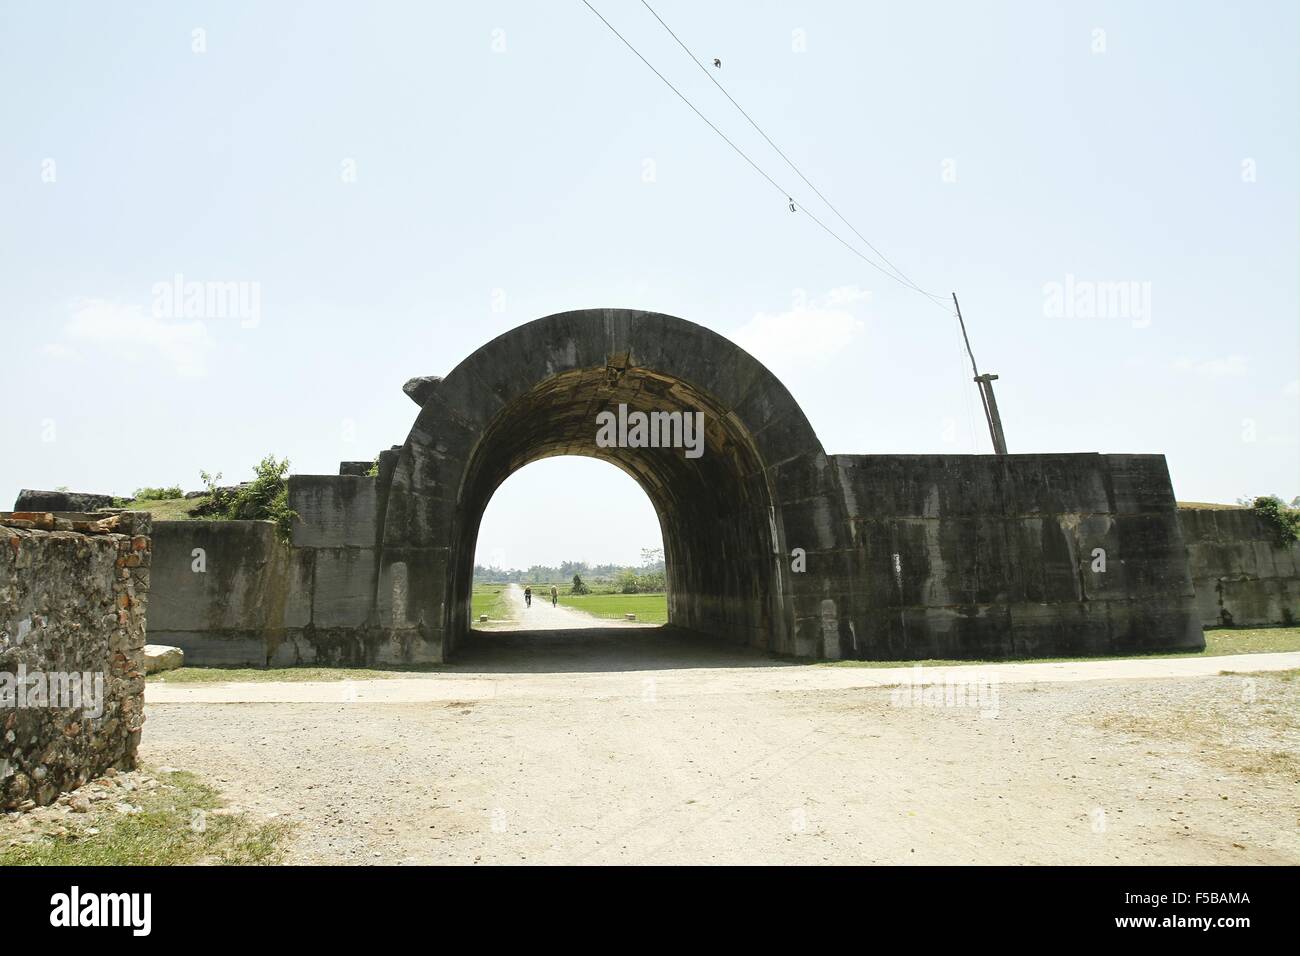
[
  {"left": 820, "top": 626, "right": 1300, "bottom": 668},
  {"left": 558, "top": 590, "right": 667, "bottom": 624},
  {"left": 471, "top": 584, "right": 514, "bottom": 625},
  {"left": 1204, "top": 627, "right": 1300, "bottom": 655},
  {"left": 149, "top": 663, "right": 444, "bottom": 683},
  {"left": 0, "top": 768, "right": 290, "bottom": 866},
  {"left": 120, "top": 496, "right": 207, "bottom": 520}
]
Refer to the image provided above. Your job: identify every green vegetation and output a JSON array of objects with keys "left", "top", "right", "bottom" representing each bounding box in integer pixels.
[
  {"left": 150, "top": 663, "right": 444, "bottom": 683},
  {"left": 199, "top": 455, "right": 298, "bottom": 541},
  {"left": 558, "top": 590, "right": 668, "bottom": 624},
  {"left": 113, "top": 455, "right": 299, "bottom": 534},
  {"left": 474, "top": 547, "right": 666, "bottom": 588},
  {"left": 570, "top": 574, "right": 590, "bottom": 595},
  {"left": 0, "top": 768, "right": 290, "bottom": 866},
  {"left": 821, "top": 626, "right": 1300, "bottom": 668},
  {"left": 120, "top": 496, "right": 209, "bottom": 520},
  {"left": 471, "top": 583, "right": 513, "bottom": 624},
  {"left": 132, "top": 485, "right": 184, "bottom": 501},
  {"left": 1251, "top": 495, "right": 1300, "bottom": 548}
]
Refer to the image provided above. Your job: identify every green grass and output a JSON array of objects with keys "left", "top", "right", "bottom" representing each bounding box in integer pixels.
[
  {"left": 821, "top": 626, "right": 1300, "bottom": 668},
  {"left": 149, "top": 663, "right": 444, "bottom": 683},
  {"left": 471, "top": 584, "right": 514, "bottom": 624},
  {"left": 0, "top": 768, "right": 290, "bottom": 865},
  {"left": 120, "top": 496, "right": 208, "bottom": 520},
  {"left": 558, "top": 590, "right": 668, "bottom": 624}
]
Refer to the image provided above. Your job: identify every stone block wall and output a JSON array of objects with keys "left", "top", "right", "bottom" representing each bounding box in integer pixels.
[
  {"left": 1177, "top": 507, "right": 1300, "bottom": 627},
  {"left": 147, "top": 473, "right": 389, "bottom": 667},
  {"left": 0, "top": 511, "right": 149, "bottom": 810},
  {"left": 821, "top": 453, "right": 1204, "bottom": 660},
  {"left": 148, "top": 519, "right": 310, "bottom": 667}
]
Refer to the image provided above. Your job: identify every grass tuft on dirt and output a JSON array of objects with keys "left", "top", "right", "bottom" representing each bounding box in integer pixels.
[{"left": 0, "top": 767, "right": 291, "bottom": 865}]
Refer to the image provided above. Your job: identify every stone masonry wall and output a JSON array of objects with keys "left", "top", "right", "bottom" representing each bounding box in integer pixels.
[
  {"left": 0, "top": 511, "right": 149, "bottom": 810},
  {"left": 1177, "top": 507, "right": 1300, "bottom": 627},
  {"left": 825, "top": 453, "right": 1203, "bottom": 660},
  {"left": 148, "top": 472, "right": 385, "bottom": 668}
]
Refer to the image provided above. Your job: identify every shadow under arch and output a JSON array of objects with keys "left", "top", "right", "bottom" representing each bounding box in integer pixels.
[{"left": 376, "top": 308, "right": 846, "bottom": 662}]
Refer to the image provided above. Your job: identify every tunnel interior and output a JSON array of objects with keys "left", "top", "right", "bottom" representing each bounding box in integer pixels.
[{"left": 445, "top": 365, "right": 784, "bottom": 655}]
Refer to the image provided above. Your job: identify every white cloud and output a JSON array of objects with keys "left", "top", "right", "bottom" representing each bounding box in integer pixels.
[
  {"left": 731, "top": 287, "right": 868, "bottom": 369},
  {"left": 1173, "top": 354, "right": 1248, "bottom": 378},
  {"left": 49, "top": 299, "right": 214, "bottom": 378},
  {"left": 1283, "top": 379, "right": 1299, "bottom": 397}
]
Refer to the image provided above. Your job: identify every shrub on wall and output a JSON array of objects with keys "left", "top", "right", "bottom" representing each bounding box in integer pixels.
[
  {"left": 198, "top": 456, "right": 298, "bottom": 542},
  {"left": 1251, "top": 495, "right": 1300, "bottom": 548}
]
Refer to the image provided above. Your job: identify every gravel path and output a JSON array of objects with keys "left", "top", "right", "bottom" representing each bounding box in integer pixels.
[{"left": 139, "top": 631, "right": 1300, "bottom": 865}]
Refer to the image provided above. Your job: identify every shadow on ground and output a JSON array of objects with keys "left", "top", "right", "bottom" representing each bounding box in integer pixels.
[{"left": 453, "top": 625, "right": 794, "bottom": 674}]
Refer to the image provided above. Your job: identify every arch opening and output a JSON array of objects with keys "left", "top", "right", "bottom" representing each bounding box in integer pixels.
[
  {"left": 468, "top": 455, "right": 667, "bottom": 632},
  {"left": 377, "top": 309, "right": 837, "bottom": 664},
  {"left": 445, "top": 366, "right": 783, "bottom": 655}
]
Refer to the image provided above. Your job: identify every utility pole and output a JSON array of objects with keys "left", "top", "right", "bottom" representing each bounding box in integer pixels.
[{"left": 953, "top": 293, "right": 1008, "bottom": 456}]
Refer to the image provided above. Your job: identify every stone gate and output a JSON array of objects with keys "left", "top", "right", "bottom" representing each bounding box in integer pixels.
[{"left": 144, "top": 308, "right": 1204, "bottom": 664}]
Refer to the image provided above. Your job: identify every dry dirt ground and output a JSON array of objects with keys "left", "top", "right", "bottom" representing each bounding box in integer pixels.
[{"left": 138, "top": 628, "right": 1300, "bottom": 865}]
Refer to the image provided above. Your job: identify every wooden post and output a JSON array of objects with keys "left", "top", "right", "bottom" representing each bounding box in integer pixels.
[{"left": 953, "top": 294, "right": 1008, "bottom": 456}]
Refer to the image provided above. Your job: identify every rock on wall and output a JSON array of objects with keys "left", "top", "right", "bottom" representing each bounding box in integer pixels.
[
  {"left": 0, "top": 512, "right": 149, "bottom": 810},
  {"left": 1178, "top": 507, "right": 1300, "bottom": 627}
]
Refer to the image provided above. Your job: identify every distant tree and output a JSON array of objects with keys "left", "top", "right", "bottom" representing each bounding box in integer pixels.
[{"left": 571, "top": 574, "right": 590, "bottom": 595}]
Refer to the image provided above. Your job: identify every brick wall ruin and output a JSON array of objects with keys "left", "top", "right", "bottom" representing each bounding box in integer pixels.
[{"left": 0, "top": 511, "right": 149, "bottom": 811}]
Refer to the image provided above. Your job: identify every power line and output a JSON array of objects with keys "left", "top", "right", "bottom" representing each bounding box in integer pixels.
[
  {"left": 579, "top": 0, "right": 950, "bottom": 306},
  {"left": 638, "top": 0, "right": 945, "bottom": 304}
]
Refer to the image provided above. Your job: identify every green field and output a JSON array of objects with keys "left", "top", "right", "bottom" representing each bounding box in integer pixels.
[
  {"left": 558, "top": 590, "right": 668, "bottom": 624},
  {"left": 471, "top": 584, "right": 514, "bottom": 624}
]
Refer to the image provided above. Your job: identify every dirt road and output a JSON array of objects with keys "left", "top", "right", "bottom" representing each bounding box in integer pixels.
[
  {"left": 140, "top": 630, "right": 1300, "bottom": 865},
  {"left": 484, "top": 583, "right": 654, "bottom": 631}
]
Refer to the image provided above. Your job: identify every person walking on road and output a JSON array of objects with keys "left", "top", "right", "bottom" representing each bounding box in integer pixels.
[
  {"left": 524, "top": 586, "right": 532, "bottom": 608},
  {"left": 550, "top": 585, "right": 558, "bottom": 608}
]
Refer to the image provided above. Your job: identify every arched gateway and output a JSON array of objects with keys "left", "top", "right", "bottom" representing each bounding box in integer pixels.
[
  {"left": 378, "top": 308, "right": 840, "bottom": 660},
  {"left": 146, "top": 308, "right": 1204, "bottom": 666}
]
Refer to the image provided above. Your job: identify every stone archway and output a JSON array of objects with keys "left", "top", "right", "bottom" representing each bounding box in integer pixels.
[{"left": 375, "top": 308, "right": 848, "bottom": 662}]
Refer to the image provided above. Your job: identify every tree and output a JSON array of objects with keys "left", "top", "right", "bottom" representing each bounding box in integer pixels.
[{"left": 571, "top": 574, "right": 590, "bottom": 595}]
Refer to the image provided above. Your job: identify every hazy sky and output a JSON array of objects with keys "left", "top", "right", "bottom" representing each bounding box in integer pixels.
[{"left": 1, "top": 0, "right": 1296, "bottom": 569}]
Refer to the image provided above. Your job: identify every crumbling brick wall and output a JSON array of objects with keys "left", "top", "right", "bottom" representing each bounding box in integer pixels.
[{"left": 0, "top": 511, "right": 149, "bottom": 810}]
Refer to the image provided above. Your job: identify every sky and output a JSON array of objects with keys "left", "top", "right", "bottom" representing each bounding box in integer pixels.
[{"left": 1, "top": 0, "right": 1296, "bottom": 569}]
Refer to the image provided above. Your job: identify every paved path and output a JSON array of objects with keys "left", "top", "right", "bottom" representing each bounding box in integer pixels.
[{"left": 146, "top": 626, "right": 1300, "bottom": 704}]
